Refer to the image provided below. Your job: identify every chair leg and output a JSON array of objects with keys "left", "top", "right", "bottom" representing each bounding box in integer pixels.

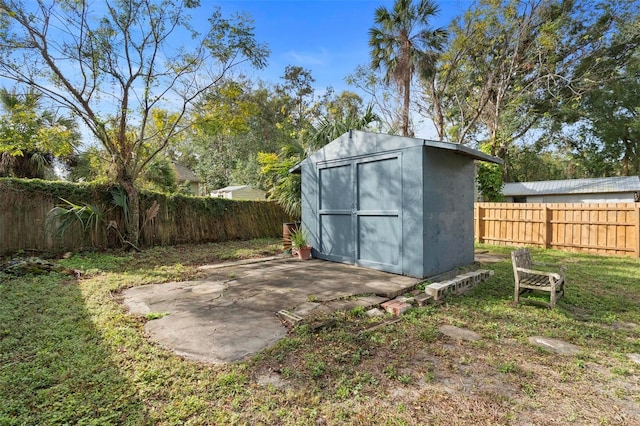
[
  {"left": 514, "top": 284, "right": 520, "bottom": 304},
  {"left": 550, "top": 286, "right": 557, "bottom": 309}
]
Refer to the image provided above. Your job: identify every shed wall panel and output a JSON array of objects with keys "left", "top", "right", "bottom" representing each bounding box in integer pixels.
[
  {"left": 422, "top": 149, "right": 475, "bottom": 276},
  {"left": 316, "top": 163, "right": 354, "bottom": 262},
  {"left": 400, "top": 146, "right": 424, "bottom": 277},
  {"left": 320, "top": 215, "right": 353, "bottom": 259},
  {"left": 355, "top": 155, "right": 402, "bottom": 273}
]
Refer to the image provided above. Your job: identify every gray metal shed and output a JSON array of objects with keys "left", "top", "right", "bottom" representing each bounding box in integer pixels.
[{"left": 294, "top": 130, "right": 502, "bottom": 279}]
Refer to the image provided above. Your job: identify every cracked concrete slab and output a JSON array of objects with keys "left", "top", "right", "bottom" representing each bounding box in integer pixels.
[{"left": 122, "top": 258, "right": 419, "bottom": 364}]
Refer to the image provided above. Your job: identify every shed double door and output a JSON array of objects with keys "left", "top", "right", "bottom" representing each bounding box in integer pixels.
[{"left": 317, "top": 154, "right": 402, "bottom": 274}]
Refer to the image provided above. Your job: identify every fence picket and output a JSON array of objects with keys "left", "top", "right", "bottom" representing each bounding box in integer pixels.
[{"left": 475, "top": 202, "right": 640, "bottom": 258}]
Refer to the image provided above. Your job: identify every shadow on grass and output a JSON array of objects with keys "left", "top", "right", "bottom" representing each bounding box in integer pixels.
[{"left": 0, "top": 273, "right": 148, "bottom": 425}]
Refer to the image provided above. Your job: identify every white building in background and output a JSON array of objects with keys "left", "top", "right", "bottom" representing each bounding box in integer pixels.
[
  {"left": 211, "top": 185, "right": 267, "bottom": 201},
  {"left": 503, "top": 176, "right": 640, "bottom": 203}
]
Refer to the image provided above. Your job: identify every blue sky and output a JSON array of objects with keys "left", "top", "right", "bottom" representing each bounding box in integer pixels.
[{"left": 213, "top": 0, "right": 472, "bottom": 93}]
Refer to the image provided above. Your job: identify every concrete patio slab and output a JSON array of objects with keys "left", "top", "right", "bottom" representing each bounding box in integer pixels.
[{"left": 122, "top": 258, "right": 419, "bottom": 364}]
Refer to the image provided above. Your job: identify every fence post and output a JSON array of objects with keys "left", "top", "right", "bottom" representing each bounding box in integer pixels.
[
  {"left": 636, "top": 204, "right": 640, "bottom": 258},
  {"left": 542, "top": 205, "right": 551, "bottom": 248},
  {"left": 476, "top": 205, "right": 485, "bottom": 243},
  {"left": 474, "top": 204, "right": 479, "bottom": 243}
]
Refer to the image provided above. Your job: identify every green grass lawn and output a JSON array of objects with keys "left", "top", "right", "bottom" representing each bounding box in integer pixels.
[{"left": 1, "top": 240, "right": 639, "bottom": 425}]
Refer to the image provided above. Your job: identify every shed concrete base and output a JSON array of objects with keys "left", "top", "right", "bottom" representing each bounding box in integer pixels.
[{"left": 122, "top": 258, "right": 419, "bottom": 364}]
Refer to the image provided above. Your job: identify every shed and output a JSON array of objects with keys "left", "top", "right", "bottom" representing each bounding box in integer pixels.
[
  {"left": 503, "top": 176, "right": 640, "bottom": 203},
  {"left": 211, "top": 185, "right": 267, "bottom": 201},
  {"left": 294, "top": 130, "right": 502, "bottom": 279}
]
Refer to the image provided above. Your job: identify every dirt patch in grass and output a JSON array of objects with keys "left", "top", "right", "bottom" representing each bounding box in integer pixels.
[{"left": 248, "top": 310, "right": 640, "bottom": 425}]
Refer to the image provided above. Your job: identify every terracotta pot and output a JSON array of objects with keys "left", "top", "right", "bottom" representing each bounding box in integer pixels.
[{"left": 296, "top": 246, "right": 312, "bottom": 260}]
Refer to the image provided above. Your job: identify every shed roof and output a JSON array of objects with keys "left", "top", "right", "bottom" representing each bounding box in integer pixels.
[
  {"left": 172, "top": 162, "right": 201, "bottom": 183},
  {"left": 290, "top": 130, "right": 502, "bottom": 173},
  {"left": 503, "top": 176, "right": 640, "bottom": 197}
]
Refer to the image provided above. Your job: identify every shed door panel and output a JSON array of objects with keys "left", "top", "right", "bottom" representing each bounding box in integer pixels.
[
  {"left": 318, "top": 164, "right": 354, "bottom": 262},
  {"left": 358, "top": 216, "right": 400, "bottom": 266},
  {"left": 355, "top": 157, "right": 401, "bottom": 273}
]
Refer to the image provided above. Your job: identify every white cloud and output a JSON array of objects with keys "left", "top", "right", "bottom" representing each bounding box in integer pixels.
[{"left": 282, "top": 47, "right": 330, "bottom": 66}]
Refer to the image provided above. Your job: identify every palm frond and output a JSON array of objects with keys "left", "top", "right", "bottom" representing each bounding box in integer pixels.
[
  {"left": 47, "top": 198, "right": 103, "bottom": 239},
  {"left": 141, "top": 201, "right": 160, "bottom": 230},
  {"left": 110, "top": 187, "right": 129, "bottom": 225}
]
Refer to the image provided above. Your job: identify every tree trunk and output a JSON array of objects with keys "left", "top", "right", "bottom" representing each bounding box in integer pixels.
[
  {"left": 621, "top": 138, "right": 632, "bottom": 176},
  {"left": 118, "top": 176, "right": 141, "bottom": 249},
  {"left": 429, "top": 79, "right": 445, "bottom": 141},
  {"left": 402, "top": 72, "right": 411, "bottom": 137}
]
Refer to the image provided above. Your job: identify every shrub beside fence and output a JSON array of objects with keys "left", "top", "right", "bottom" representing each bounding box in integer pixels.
[
  {"left": 475, "top": 202, "right": 640, "bottom": 258},
  {"left": 0, "top": 178, "right": 290, "bottom": 255}
]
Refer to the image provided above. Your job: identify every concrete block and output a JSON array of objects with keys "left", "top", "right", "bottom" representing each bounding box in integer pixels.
[
  {"left": 462, "top": 273, "right": 476, "bottom": 289},
  {"left": 454, "top": 278, "right": 467, "bottom": 294},
  {"left": 425, "top": 282, "right": 449, "bottom": 300},
  {"left": 452, "top": 274, "right": 469, "bottom": 292},
  {"left": 477, "top": 269, "right": 493, "bottom": 280},
  {"left": 441, "top": 279, "right": 457, "bottom": 294},
  {"left": 414, "top": 293, "right": 433, "bottom": 306}
]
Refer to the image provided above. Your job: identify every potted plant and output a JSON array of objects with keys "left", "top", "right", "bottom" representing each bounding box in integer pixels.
[{"left": 289, "top": 228, "right": 312, "bottom": 260}]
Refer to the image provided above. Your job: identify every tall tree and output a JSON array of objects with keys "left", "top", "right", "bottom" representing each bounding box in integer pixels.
[
  {"left": 424, "top": 0, "right": 630, "bottom": 181},
  {"left": 0, "top": 0, "right": 268, "bottom": 246},
  {"left": 277, "top": 65, "right": 316, "bottom": 131},
  {"left": 368, "top": 0, "right": 446, "bottom": 136},
  {"left": 346, "top": 64, "right": 403, "bottom": 134},
  {"left": 180, "top": 76, "right": 296, "bottom": 192},
  {"left": 554, "top": 1, "right": 640, "bottom": 176},
  {"left": 573, "top": 56, "right": 640, "bottom": 176},
  {"left": 0, "top": 88, "right": 78, "bottom": 178}
]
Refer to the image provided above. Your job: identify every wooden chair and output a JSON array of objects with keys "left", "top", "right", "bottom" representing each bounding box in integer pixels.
[{"left": 511, "top": 248, "right": 566, "bottom": 309}]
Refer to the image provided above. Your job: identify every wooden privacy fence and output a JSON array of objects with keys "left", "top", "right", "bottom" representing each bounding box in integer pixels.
[
  {"left": 475, "top": 202, "right": 640, "bottom": 258},
  {"left": 1, "top": 179, "right": 290, "bottom": 255}
]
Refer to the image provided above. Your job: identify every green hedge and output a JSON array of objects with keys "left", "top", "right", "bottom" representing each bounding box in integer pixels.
[{"left": 1, "top": 178, "right": 290, "bottom": 254}]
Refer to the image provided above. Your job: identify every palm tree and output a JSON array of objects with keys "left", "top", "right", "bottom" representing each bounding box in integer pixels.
[
  {"left": 0, "top": 88, "right": 79, "bottom": 178},
  {"left": 307, "top": 103, "right": 379, "bottom": 152},
  {"left": 259, "top": 105, "right": 379, "bottom": 218},
  {"left": 369, "top": 0, "right": 447, "bottom": 136}
]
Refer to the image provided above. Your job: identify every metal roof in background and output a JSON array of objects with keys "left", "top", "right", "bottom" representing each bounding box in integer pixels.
[
  {"left": 212, "top": 185, "right": 250, "bottom": 193},
  {"left": 503, "top": 176, "right": 640, "bottom": 196}
]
